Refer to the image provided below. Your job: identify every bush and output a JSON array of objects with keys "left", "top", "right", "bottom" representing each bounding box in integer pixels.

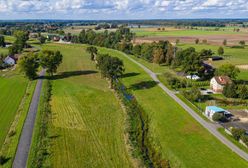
[
  {"left": 241, "top": 135, "right": 248, "bottom": 146},
  {"left": 182, "top": 86, "right": 202, "bottom": 102},
  {"left": 8, "top": 130, "right": 16, "bottom": 137},
  {"left": 231, "top": 128, "right": 246, "bottom": 140},
  {"left": 212, "top": 113, "right": 226, "bottom": 122}
]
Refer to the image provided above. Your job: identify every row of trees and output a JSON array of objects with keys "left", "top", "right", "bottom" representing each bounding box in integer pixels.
[
  {"left": 19, "top": 50, "right": 63, "bottom": 79},
  {"left": 132, "top": 41, "right": 174, "bottom": 64},
  {"left": 66, "top": 27, "right": 134, "bottom": 50},
  {"left": 223, "top": 84, "right": 248, "bottom": 99},
  {"left": 95, "top": 53, "right": 124, "bottom": 88}
]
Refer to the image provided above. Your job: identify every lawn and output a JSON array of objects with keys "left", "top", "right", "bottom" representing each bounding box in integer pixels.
[
  {"left": 97, "top": 47, "right": 248, "bottom": 168},
  {"left": 0, "top": 47, "right": 8, "bottom": 55},
  {"left": 29, "top": 43, "right": 133, "bottom": 168},
  {"left": 178, "top": 43, "right": 248, "bottom": 67},
  {"left": 0, "top": 67, "right": 37, "bottom": 168},
  {"left": 132, "top": 28, "right": 243, "bottom": 37},
  {"left": 0, "top": 71, "right": 28, "bottom": 148}
]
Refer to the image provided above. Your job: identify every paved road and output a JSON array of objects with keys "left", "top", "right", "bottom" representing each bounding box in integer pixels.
[
  {"left": 12, "top": 70, "right": 45, "bottom": 168},
  {"left": 119, "top": 51, "right": 248, "bottom": 162}
]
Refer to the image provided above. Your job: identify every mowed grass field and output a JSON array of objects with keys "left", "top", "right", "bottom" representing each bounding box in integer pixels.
[
  {"left": 132, "top": 28, "right": 243, "bottom": 37},
  {"left": 0, "top": 71, "right": 28, "bottom": 148},
  {"left": 38, "top": 43, "right": 133, "bottom": 168},
  {"left": 97, "top": 47, "right": 248, "bottom": 168},
  {"left": 0, "top": 47, "right": 8, "bottom": 55}
]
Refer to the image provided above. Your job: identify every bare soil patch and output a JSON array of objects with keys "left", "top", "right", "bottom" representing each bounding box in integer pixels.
[
  {"left": 237, "top": 65, "right": 248, "bottom": 70},
  {"left": 135, "top": 34, "right": 248, "bottom": 46}
]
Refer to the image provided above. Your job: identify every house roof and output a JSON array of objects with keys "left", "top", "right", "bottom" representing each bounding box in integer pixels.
[
  {"left": 207, "top": 106, "right": 226, "bottom": 113},
  {"left": 4, "top": 56, "right": 15, "bottom": 62},
  {"left": 213, "top": 76, "right": 232, "bottom": 85}
]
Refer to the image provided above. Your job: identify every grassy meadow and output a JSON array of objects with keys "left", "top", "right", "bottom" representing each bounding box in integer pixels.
[
  {"left": 0, "top": 71, "right": 28, "bottom": 148},
  {"left": 97, "top": 47, "right": 248, "bottom": 168},
  {"left": 0, "top": 67, "right": 37, "bottom": 168},
  {"left": 29, "top": 43, "right": 133, "bottom": 168}
]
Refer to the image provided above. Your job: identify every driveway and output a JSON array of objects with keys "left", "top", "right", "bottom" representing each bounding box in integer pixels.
[{"left": 12, "top": 70, "right": 45, "bottom": 168}]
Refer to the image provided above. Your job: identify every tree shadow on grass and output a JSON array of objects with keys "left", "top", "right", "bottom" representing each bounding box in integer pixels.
[
  {"left": 129, "top": 80, "right": 158, "bottom": 90},
  {"left": 49, "top": 134, "right": 61, "bottom": 139},
  {"left": 235, "top": 79, "right": 248, "bottom": 85},
  {"left": 122, "top": 72, "right": 140, "bottom": 78},
  {"left": 39, "top": 70, "right": 98, "bottom": 80},
  {"left": 0, "top": 156, "right": 11, "bottom": 165}
]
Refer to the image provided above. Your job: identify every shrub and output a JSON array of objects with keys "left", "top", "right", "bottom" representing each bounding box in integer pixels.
[
  {"left": 212, "top": 113, "right": 226, "bottom": 122},
  {"left": 241, "top": 135, "right": 248, "bottom": 146},
  {"left": 231, "top": 128, "right": 246, "bottom": 140},
  {"left": 182, "top": 86, "right": 202, "bottom": 102},
  {"left": 8, "top": 130, "right": 16, "bottom": 137}
]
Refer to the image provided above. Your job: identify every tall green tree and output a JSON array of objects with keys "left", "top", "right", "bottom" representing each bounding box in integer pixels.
[
  {"left": 19, "top": 53, "right": 39, "bottom": 80},
  {"left": 195, "top": 38, "right": 199, "bottom": 44},
  {"left": 38, "top": 36, "right": 46, "bottom": 44},
  {"left": 215, "top": 64, "right": 240, "bottom": 79},
  {"left": 237, "top": 85, "right": 248, "bottom": 99},
  {"left": 96, "top": 54, "right": 124, "bottom": 88},
  {"left": 0, "top": 36, "right": 5, "bottom": 47},
  {"left": 152, "top": 48, "right": 164, "bottom": 64},
  {"left": 223, "top": 83, "right": 237, "bottom": 98},
  {"left": 13, "top": 30, "right": 29, "bottom": 53},
  {"left": 199, "top": 49, "right": 213, "bottom": 59},
  {"left": 239, "top": 40, "right": 245, "bottom": 46},
  {"left": 86, "top": 46, "right": 98, "bottom": 61},
  {"left": 39, "top": 50, "right": 63, "bottom": 76},
  {"left": 218, "top": 47, "right": 224, "bottom": 56},
  {"left": 132, "top": 44, "right": 141, "bottom": 56},
  {"left": 223, "top": 39, "right": 227, "bottom": 46}
]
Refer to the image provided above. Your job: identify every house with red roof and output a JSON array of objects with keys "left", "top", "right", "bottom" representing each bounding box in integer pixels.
[{"left": 210, "top": 76, "right": 232, "bottom": 93}]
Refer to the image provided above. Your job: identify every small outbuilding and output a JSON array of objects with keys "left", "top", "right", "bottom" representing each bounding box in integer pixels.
[
  {"left": 205, "top": 106, "right": 230, "bottom": 120},
  {"left": 4, "top": 56, "right": 16, "bottom": 65},
  {"left": 209, "top": 56, "right": 223, "bottom": 61},
  {"left": 210, "top": 76, "right": 232, "bottom": 93}
]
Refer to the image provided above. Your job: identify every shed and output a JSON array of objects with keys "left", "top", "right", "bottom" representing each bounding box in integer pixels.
[
  {"left": 205, "top": 106, "right": 230, "bottom": 119},
  {"left": 209, "top": 56, "right": 223, "bottom": 61},
  {"left": 4, "top": 56, "right": 15, "bottom": 65}
]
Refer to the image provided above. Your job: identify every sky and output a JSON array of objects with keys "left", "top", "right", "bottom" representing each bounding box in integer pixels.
[{"left": 0, "top": 0, "right": 248, "bottom": 20}]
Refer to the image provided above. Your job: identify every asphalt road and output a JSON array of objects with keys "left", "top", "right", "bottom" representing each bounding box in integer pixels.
[
  {"left": 119, "top": 51, "right": 248, "bottom": 162},
  {"left": 12, "top": 70, "right": 45, "bottom": 168}
]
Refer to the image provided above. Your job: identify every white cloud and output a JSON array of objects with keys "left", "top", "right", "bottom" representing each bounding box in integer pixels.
[{"left": 0, "top": 0, "right": 247, "bottom": 19}]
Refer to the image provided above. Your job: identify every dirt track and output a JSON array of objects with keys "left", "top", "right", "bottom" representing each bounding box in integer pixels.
[{"left": 135, "top": 34, "right": 248, "bottom": 46}]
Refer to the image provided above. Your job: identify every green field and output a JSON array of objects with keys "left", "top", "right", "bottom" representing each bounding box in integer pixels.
[
  {"left": 30, "top": 43, "right": 133, "bottom": 167},
  {"left": 97, "top": 47, "right": 248, "bottom": 167},
  {"left": 0, "top": 71, "right": 28, "bottom": 148},
  {"left": 0, "top": 47, "right": 8, "bottom": 55},
  {"left": 178, "top": 43, "right": 248, "bottom": 67},
  {"left": 132, "top": 28, "right": 243, "bottom": 37}
]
